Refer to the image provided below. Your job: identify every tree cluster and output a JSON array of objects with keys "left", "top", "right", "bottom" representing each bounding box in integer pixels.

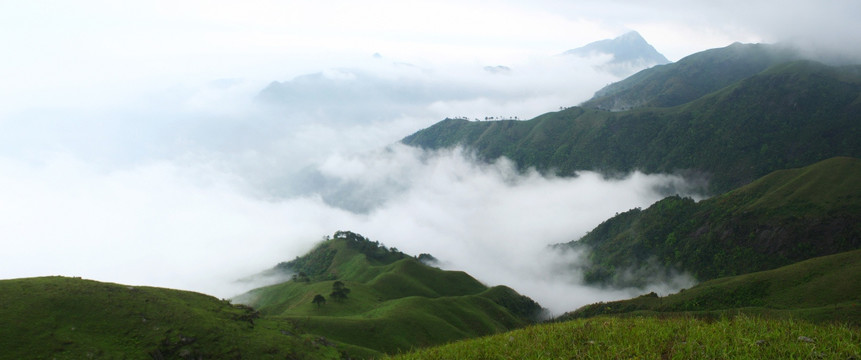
[{"left": 330, "top": 281, "right": 351, "bottom": 302}]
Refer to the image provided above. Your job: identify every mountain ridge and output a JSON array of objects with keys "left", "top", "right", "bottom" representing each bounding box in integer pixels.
[
  {"left": 402, "top": 52, "right": 861, "bottom": 194},
  {"left": 560, "top": 157, "right": 861, "bottom": 287},
  {"left": 582, "top": 42, "right": 802, "bottom": 111}
]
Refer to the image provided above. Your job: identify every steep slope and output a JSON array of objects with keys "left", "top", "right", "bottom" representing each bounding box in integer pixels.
[
  {"left": 402, "top": 59, "right": 861, "bottom": 193},
  {"left": 560, "top": 157, "right": 861, "bottom": 287},
  {"left": 581, "top": 42, "right": 800, "bottom": 111},
  {"left": 0, "top": 276, "right": 341, "bottom": 360},
  {"left": 239, "top": 231, "right": 543, "bottom": 356},
  {"left": 561, "top": 249, "right": 861, "bottom": 325}
]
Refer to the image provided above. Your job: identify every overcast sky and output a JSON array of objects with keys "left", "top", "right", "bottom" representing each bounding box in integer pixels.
[
  {"left": 1, "top": 0, "right": 859, "bottom": 313},
  {"left": 3, "top": 0, "right": 860, "bottom": 113}
]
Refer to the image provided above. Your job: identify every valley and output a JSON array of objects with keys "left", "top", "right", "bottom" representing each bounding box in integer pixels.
[{"left": 3, "top": 37, "right": 860, "bottom": 359}]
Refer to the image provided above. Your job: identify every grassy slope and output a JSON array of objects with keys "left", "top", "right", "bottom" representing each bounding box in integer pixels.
[
  {"left": 241, "top": 233, "right": 541, "bottom": 356},
  {"left": 402, "top": 58, "right": 861, "bottom": 194},
  {"left": 0, "top": 276, "right": 341, "bottom": 360},
  {"left": 562, "top": 249, "right": 861, "bottom": 324},
  {"left": 582, "top": 42, "right": 800, "bottom": 110},
  {"left": 389, "top": 315, "right": 860, "bottom": 359},
  {"left": 566, "top": 157, "right": 861, "bottom": 286}
]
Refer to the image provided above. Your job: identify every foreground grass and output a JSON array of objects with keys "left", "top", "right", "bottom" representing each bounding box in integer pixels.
[
  {"left": 390, "top": 315, "right": 860, "bottom": 359},
  {"left": 0, "top": 276, "right": 342, "bottom": 359}
]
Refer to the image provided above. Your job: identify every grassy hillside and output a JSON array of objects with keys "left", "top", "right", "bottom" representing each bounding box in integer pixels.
[
  {"left": 402, "top": 55, "right": 861, "bottom": 194},
  {"left": 0, "top": 276, "right": 341, "bottom": 360},
  {"left": 581, "top": 42, "right": 800, "bottom": 110},
  {"left": 239, "top": 231, "right": 543, "bottom": 357},
  {"left": 389, "top": 315, "right": 860, "bottom": 359},
  {"left": 561, "top": 249, "right": 861, "bottom": 325},
  {"left": 562, "top": 157, "right": 861, "bottom": 286}
]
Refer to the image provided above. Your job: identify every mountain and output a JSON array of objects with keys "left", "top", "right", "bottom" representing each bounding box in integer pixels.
[
  {"left": 558, "top": 157, "right": 861, "bottom": 287},
  {"left": 0, "top": 276, "right": 341, "bottom": 359},
  {"left": 237, "top": 231, "right": 543, "bottom": 357},
  {"left": 563, "top": 31, "right": 671, "bottom": 77},
  {"left": 402, "top": 51, "right": 861, "bottom": 194},
  {"left": 559, "top": 248, "right": 861, "bottom": 325},
  {"left": 581, "top": 42, "right": 801, "bottom": 111}
]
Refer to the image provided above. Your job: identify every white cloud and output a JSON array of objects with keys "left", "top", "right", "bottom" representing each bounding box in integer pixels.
[
  {"left": 0, "top": 0, "right": 856, "bottom": 315},
  {"left": 0, "top": 145, "right": 697, "bottom": 314}
]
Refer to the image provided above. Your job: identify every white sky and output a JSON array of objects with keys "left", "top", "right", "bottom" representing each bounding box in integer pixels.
[
  {"left": 3, "top": 0, "right": 859, "bottom": 113},
  {"left": 0, "top": 0, "right": 859, "bottom": 312}
]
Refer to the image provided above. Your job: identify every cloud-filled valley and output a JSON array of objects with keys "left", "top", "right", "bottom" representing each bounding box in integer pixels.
[
  {"left": 0, "top": 142, "right": 699, "bottom": 314},
  {"left": 3, "top": 0, "right": 859, "bottom": 317},
  {"left": 0, "top": 54, "right": 701, "bottom": 314}
]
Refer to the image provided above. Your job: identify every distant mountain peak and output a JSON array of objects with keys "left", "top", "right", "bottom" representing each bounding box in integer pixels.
[{"left": 563, "top": 31, "right": 670, "bottom": 77}]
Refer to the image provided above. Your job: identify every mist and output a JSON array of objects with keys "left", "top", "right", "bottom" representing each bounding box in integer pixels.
[
  {"left": 3, "top": 0, "right": 858, "bottom": 315},
  {"left": 0, "top": 50, "right": 698, "bottom": 313}
]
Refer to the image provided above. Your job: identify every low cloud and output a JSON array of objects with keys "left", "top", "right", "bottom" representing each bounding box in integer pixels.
[
  {"left": 1, "top": 53, "right": 693, "bottom": 314},
  {"left": 314, "top": 146, "right": 700, "bottom": 314},
  {"left": 0, "top": 144, "right": 700, "bottom": 314}
]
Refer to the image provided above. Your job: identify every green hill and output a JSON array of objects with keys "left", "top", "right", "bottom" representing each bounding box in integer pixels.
[
  {"left": 238, "top": 231, "right": 544, "bottom": 357},
  {"left": 581, "top": 42, "right": 800, "bottom": 111},
  {"left": 561, "top": 249, "right": 861, "bottom": 324},
  {"left": 402, "top": 48, "right": 861, "bottom": 194},
  {"left": 560, "top": 157, "right": 861, "bottom": 287},
  {"left": 0, "top": 276, "right": 341, "bottom": 360}
]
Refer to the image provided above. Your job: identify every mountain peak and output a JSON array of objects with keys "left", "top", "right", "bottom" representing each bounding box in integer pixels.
[
  {"left": 617, "top": 30, "right": 646, "bottom": 42},
  {"left": 563, "top": 31, "right": 670, "bottom": 76}
]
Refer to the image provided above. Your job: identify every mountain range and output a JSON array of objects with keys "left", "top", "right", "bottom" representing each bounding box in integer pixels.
[
  {"left": 402, "top": 44, "right": 861, "bottom": 193},
  {"left": 4, "top": 39, "right": 861, "bottom": 359}
]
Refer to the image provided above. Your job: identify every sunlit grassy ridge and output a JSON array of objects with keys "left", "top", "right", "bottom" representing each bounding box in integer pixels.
[
  {"left": 240, "top": 231, "right": 543, "bottom": 357},
  {"left": 0, "top": 276, "right": 341, "bottom": 360},
  {"left": 389, "top": 315, "right": 860, "bottom": 359}
]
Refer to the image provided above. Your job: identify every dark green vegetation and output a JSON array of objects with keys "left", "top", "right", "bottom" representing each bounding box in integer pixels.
[
  {"left": 390, "top": 315, "right": 860, "bottom": 359},
  {"left": 239, "top": 231, "right": 544, "bottom": 357},
  {"left": 582, "top": 42, "right": 799, "bottom": 110},
  {"left": 402, "top": 44, "right": 861, "bottom": 194},
  {"left": 0, "top": 276, "right": 341, "bottom": 360},
  {"left": 561, "top": 249, "right": 861, "bottom": 324},
  {"left": 561, "top": 157, "right": 861, "bottom": 287}
]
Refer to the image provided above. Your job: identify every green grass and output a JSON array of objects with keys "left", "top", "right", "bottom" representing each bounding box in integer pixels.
[
  {"left": 565, "top": 157, "right": 861, "bottom": 286},
  {"left": 724, "top": 156, "right": 861, "bottom": 213},
  {"left": 562, "top": 249, "right": 861, "bottom": 325},
  {"left": 389, "top": 315, "right": 860, "bottom": 359},
  {"left": 279, "top": 294, "right": 525, "bottom": 355},
  {"left": 0, "top": 276, "right": 342, "bottom": 360},
  {"left": 240, "top": 233, "right": 542, "bottom": 357}
]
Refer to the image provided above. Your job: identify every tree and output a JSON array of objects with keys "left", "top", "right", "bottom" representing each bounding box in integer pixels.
[
  {"left": 330, "top": 281, "right": 351, "bottom": 301},
  {"left": 312, "top": 294, "right": 326, "bottom": 307},
  {"left": 291, "top": 271, "right": 310, "bottom": 283}
]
